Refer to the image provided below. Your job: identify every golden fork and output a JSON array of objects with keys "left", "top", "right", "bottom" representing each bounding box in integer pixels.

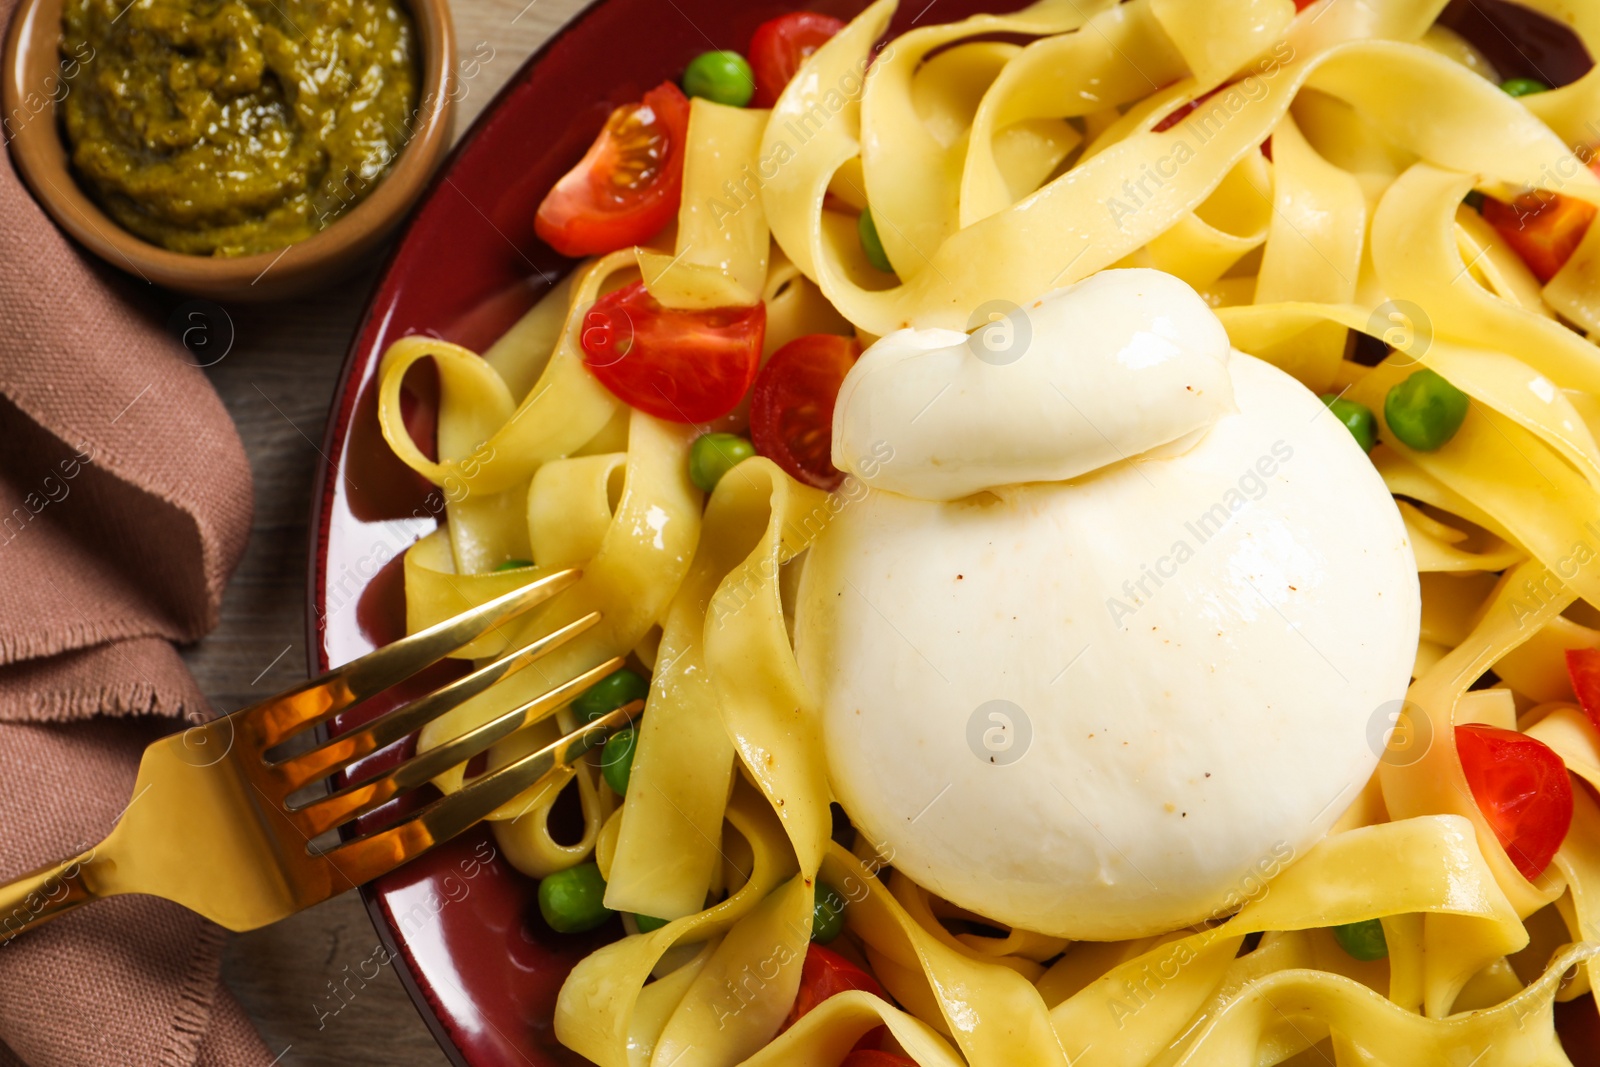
[{"left": 0, "top": 568, "right": 632, "bottom": 943}]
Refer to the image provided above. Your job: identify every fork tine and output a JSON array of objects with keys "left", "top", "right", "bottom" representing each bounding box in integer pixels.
[
  {"left": 287, "top": 656, "right": 627, "bottom": 837},
  {"left": 273, "top": 611, "right": 604, "bottom": 789},
  {"left": 248, "top": 569, "right": 581, "bottom": 746},
  {"left": 321, "top": 703, "right": 640, "bottom": 884}
]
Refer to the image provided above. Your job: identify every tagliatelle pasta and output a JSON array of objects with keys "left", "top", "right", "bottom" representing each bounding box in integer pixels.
[{"left": 368, "top": 0, "right": 1600, "bottom": 1062}]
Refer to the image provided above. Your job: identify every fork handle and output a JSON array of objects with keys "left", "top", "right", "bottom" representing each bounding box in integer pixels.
[{"left": 0, "top": 850, "right": 101, "bottom": 945}]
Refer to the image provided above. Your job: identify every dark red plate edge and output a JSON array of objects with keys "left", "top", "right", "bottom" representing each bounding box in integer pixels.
[{"left": 302, "top": 4, "right": 607, "bottom": 1063}]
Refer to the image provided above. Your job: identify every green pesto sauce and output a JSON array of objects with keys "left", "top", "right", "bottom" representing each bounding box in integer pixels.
[{"left": 60, "top": 0, "right": 419, "bottom": 257}]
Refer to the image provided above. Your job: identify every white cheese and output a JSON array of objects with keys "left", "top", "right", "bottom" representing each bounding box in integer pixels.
[
  {"left": 832, "top": 268, "right": 1234, "bottom": 501},
  {"left": 796, "top": 352, "right": 1418, "bottom": 940}
]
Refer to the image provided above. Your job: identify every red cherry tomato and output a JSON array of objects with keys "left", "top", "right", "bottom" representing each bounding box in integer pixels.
[
  {"left": 782, "top": 944, "right": 887, "bottom": 1053},
  {"left": 1566, "top": 648, "right": 1600, "bottom": 733},
  {"left": 749, "top": 12, "right": 846, "bottom": 108},
  {"left": 1293, "top": 0, "right": 1318, "bottom": 10},
  {"left": 535, "top": 82, "right": 690, "bottom": 257},
  {"left": 1456, "top": 723, "right": 1573, "bottom": 881},
  {"left": 750, "top": 333, "right": 860, "bottom": 490},
  {"left": 1482, "top": 190, "right": 1597, "bottom": 283},
  {"left": 580, "top": 281, "right": 766, "bottom": 423},
  {"left": 841, "top": 1053, "right": 918, "bottom": 1067}
]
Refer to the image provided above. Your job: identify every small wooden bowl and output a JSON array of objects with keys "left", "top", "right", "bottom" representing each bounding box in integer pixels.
[{"left": 2, "top": 0, "right": 455, "bottom": 302}]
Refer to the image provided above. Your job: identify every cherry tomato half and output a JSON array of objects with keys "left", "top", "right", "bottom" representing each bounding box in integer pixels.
[
  {"left": 1482, "top": 187, "right": 1598, "bottom": 283},
  {"left": 535, "top": 82, "right": 691, "bottom": 257},
  {"left": 841, "top": 1053, "right": 918, "bottom": 1067},
  {"left": 782, "top": 944, "right": 886, "bottom": 1044},
  {"left": 580, "top": 281, "right": 766, "bottom": 423},
  {"left": 1566, "top": 648, "right": 1600, "bottom": 733},
  {"left": 749, "top": 12, "right": 846, "bottom": 108},
  {"left": 750, "top": 333, "right": 860, "bottom": 490},
  {"left": 1456, "top": 723, "right": 1573, "bottom": 882}
]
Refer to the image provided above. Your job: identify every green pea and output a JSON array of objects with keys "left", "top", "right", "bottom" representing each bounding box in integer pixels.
[
  {"left": 493, "top": 558, "right": 534, "bottom": 572},
  {"left": 683, "top": 50, "right": 754, "bottom": 107},
  {"left": 689, "top": 432, "right": 756, "bottom": 492},
  {"left": 601, "top": 727, "right": 638, "bottom": 796},
  {"left": 538, "top": 862, "right": 613, "bottom": 933},
  {"left": 571, "top": 667, "right": 649, "bottom": 723},
  {"left": 812, "top": 881, "right": 846, "bottom": 943},
  {"left": 1501, "top": 77, "right": 1550, "bottom": 98},
  {"left": 1384, "top": 369, "right": 1470, "bottom": 452},
  {"left": 858, "top": 208, "right": 894, "bottom": 274},
  {"left": 1332, "top": 918, "right": 1388, "bottom": 961},
  {"left": 634, "top": 913, "right": 669, "bottom": 933},
  {"left": 1463, "top": 190, "right": 1486, "bottom": 213},
  {"left": 1318, "top": 394, "right": 1378, "bottom": 453}
]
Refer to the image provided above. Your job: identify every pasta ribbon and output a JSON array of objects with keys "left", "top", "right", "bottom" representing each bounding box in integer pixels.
[
  {"left": 414, "top": 408, "right": 701, "bottom": 824},
  {"left": 603, "top": 490, "right": 745, "bottom": 920},
  {"left": 377, "top": 252, "right": 626, "bottom": 499},
  {"left": 554, "top": 787, "right": 801, "bottom": 1067},
  {"left": 701, "top": 459, "right": 835, "bottom": 874},
  {"left": 641, "top": 99, "right": 771, "bottom": 309}
]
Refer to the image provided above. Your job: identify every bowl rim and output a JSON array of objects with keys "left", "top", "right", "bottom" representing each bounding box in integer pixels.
[{"left": 1, "top": 0, "right": 457, "bottom": 299}]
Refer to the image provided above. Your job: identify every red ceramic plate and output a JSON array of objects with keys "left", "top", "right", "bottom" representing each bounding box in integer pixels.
[{"left": 307, "top": 1, "right": 1598, "bottom": 1064}]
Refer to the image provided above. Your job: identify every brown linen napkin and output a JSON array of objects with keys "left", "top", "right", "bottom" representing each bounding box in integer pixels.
[{"left": 0, "top": 0, "right": 269, "bottom": 1058}]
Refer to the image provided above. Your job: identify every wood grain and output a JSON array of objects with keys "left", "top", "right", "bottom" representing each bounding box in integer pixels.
[{"left": 183, "top": 2, "right": 590, "bottom": 1061}]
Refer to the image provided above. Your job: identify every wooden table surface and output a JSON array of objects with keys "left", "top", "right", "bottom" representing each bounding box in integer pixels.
[{"left": 180, "top": 2, "right": 589, "bottom": 1062}]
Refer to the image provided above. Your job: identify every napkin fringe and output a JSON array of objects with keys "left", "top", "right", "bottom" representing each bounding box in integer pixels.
[
  {"left": 159, "top": 923, "right": 228, "bottom": 1067},
  {"left": 0, "top": 617, "right": 186, "bottom": 666},
  {"left": 0, "top": 681, "right": 199, "bottom": 723},
  {"left": 0, "top": 638, "right": 211, "bottom": 724}
]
